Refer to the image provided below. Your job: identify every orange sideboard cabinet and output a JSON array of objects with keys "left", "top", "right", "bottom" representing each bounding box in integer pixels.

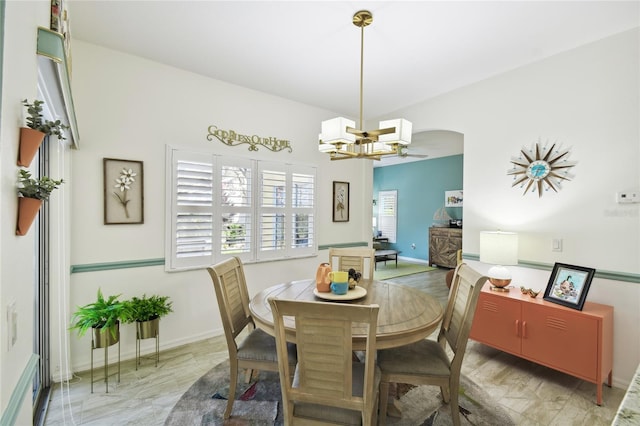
[{"left": 470, "top": 283, "right": 613, "bottom": 405}]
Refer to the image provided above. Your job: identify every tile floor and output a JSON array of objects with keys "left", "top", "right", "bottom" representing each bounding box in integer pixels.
[{"left": 44, "top": 268, "right": 625, "bottom": 425}]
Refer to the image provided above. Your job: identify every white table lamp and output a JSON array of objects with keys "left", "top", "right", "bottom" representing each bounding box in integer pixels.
[{"left": 480, "top": 231, "right": 518, "bottom": 291}]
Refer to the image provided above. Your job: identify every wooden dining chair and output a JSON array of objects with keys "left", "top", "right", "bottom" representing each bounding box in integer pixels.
[
  {"left": 377, "top": 263, "right": 488, "bottom": 426},
  {"left": 328, "top": 247, "right": 376, "bottom": 280},
  {"left": 269, "top": 298, "right": 380, "bottom": 425},
  {"left": 207, "top": 256, "right": 297, "bottom": 419}
]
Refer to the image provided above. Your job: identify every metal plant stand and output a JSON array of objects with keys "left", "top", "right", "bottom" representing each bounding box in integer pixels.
[
  {"left": 136, "top": 319, "right": 159, "bottom": 369},
  {"left": 90, "top": 329, "right": 120, "bottom": 393}
]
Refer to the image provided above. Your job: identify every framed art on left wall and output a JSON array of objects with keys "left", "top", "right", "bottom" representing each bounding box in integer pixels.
[
  {"left": 333, "top": 181, "right": 349, "bottom": 222},
  {"left": 104, "top": 158, "right": 144, "bottom": 224}
]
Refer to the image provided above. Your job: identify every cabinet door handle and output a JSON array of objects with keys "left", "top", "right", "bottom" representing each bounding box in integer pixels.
[
  {"left": 515, "top": 319, "right": 520, "bottom": 337},
  {"left": 522, "top": 321, "right": 527, "bottom": 338}
]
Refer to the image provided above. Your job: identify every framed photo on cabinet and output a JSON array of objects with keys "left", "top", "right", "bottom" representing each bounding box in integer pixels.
[
  {"left": 543, "top": 263, "right": 595, "bottom": 311},
  {"left": 103, "top": 158, "right": 144, "bottom": 225},
  {"left": 332, "top": 181, "right": 349, "bottom": 222}
]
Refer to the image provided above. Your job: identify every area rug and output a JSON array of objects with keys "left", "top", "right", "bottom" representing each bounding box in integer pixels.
[
  {"left": 375, "top": 261, "right": 436, "bottom": 281},
  {"left": 165, "top": 359, "right": 514, "bottom": 425}
]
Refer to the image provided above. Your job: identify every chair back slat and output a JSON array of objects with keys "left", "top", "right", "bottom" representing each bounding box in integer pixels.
[
  {"left": 296, "top": 317, "right": 353, "bottom": 398},
  {"left": 329, "top": 247, "right": 376, "bottom": 280}
]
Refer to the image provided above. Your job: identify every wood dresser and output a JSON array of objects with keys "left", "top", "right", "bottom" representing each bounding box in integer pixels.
[
  {"left": 470, "top": 283, "right": 613, "bottom": 405},
  {"left": 428, "top": 227, "right": 462, "bottom": 268}
]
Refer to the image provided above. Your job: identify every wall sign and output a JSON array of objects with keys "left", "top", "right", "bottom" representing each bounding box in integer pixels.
[{"left": 207, "top": 125, "right": 292, "bottom": 153}]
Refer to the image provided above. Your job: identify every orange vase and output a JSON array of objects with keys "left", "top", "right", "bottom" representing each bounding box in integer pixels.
[
  {"left": 16, "top": 197, "right": 43, "bottom": 236},
  {"left": 18, "top": 127, "right": 46, "bottom": 167}
]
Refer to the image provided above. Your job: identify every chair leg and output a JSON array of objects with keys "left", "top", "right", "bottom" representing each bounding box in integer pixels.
[
  {"left": 372, "top": 388, "right": 379, "bottom": 426},
  {"left": 225, "top": 364, "right": 238, "bottom": 419},
  {"left": 379, "top": 382, "right": 389, "bottom": 425},
  {"left": 449, "top": 383, "right": 460, "bottom": 426},
  {"left": 243, "top": 368, "right": 253, "bottom": 383},
  {"left": 440, "top": 385, "right": 450, "bottom": 403}
]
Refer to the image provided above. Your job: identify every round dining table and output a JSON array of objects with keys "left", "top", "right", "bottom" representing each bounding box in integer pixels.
[{"left": 249, "top": 278, "right": 444, "bottom": 350}]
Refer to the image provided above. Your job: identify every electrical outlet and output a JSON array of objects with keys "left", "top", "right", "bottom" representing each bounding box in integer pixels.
[{"left": 411, "top": 243, "right": 416, "bottom": 249}]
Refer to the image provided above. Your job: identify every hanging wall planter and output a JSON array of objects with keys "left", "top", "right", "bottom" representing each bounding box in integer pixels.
[
  {"left": 17, "top": 127, "right": 46, "bottom": 167},
  {"left": 16, "top": 197, "right": 43, "bottom": 235},
  {"left": 16, "top": 169, "right": 63, "bottom": 236},
  {"left": 19, "top": 99, "right": 69, "bottom": 167}
]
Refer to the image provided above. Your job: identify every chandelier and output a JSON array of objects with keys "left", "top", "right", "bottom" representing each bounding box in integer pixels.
[{"left": 318, "top": 10, "right": 412, "bottom": 161}]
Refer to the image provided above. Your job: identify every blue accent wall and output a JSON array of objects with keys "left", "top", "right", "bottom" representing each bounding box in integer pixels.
[{"left": 373, "top": 154, "right": 463, "bottom": 262}]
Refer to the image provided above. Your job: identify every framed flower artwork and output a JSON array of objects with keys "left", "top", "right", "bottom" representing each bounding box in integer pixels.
[
  {"left": 333, "top": 181, "right": 349, "bottom": 222},
  {"left": 103, "top": 158, "right": 144, "bottom": 224}
]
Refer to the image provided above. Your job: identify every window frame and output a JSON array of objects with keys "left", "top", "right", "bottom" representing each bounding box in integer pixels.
[{"left": 165, "top": 146, "right": 317, "bottom": 271}]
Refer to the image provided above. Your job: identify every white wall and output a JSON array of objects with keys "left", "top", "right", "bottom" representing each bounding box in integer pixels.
[
  {"left": 64, "top": 40, "right": 374, "bottom": 372},
  {"left": 390, "top": 28, "right": 640, "bottom": 387}
]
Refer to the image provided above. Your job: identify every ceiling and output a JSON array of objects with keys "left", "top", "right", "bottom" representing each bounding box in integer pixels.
[{"left": 67, "top": 1, "right": 639, "bottom": 166}]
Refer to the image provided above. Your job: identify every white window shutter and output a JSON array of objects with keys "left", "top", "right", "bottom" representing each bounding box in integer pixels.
[{"left": 378, "top": 190, "right": 397, "bottom": 243}]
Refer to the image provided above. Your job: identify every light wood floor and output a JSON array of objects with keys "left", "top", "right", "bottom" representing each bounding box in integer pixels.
[{"left": 44, "top": 268, "right": 624, "bottom": 425}]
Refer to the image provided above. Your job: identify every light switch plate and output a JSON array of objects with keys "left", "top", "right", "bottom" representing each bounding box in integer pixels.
[
  {"left": 552, "top": 238, "right": 563, "bottom": 252},
  {"left": 7, "top": 301, "right": 17, "bottom": 349}
]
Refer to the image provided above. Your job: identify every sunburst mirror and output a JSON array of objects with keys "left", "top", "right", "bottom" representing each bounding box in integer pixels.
[{"left": 508, "top": 141, "right": 576, "bottom": 197}]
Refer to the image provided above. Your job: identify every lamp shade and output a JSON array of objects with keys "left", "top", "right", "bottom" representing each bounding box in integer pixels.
[
  {"left": 320, "top": 117, "right": 356, "bottom": 146},
  {"left": 480, "top": 231, "right": 518, "bottom": 290},
  {"left": 370, "top": 142, "right": 394, "bottom": 155},
  {"left": 378, "top": 119, "right": 412, "bottom": 145},
  {"left": 479, "top": 231, "right": 518, "bottom": 266}
]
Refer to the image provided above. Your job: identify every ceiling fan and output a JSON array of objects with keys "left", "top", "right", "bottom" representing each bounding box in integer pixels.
[{"left": 397, "top": 146, "right": 429, "bottom": 159}]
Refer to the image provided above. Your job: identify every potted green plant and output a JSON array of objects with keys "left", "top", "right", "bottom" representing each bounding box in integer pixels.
[
  {"left": 18, "top": 99, "right": 70, "bottom": 166},
  {"left": 124, "top": 294, "right": 173, "bottom": 340},
  {"left": 70, "top": 289, "right": 128, "bottom": 348},
  {"left": 16, "top": 169, "right": 64, "bottom": 235}
]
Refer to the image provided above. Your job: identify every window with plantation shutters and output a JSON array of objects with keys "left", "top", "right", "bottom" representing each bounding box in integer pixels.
[
  {"left": 256, "top": 162, "right": 316, "bottom": 261},
  {"left": 166, "top": 147, "right": 316, "bottom": 270},
  {"left": 220, "top": 159, "right": 252, "bottom": 258},
  {"left": 169, "top": 150, "right": 214, "bottom": 270}
]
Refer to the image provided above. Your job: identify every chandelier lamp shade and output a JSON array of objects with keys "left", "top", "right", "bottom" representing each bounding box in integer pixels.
[
  {"left": 318, "top": 10, "right": 412, "bottom": 160},
  {"left": 480, "top": 231, "right": 519, "bottom": 291}
]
